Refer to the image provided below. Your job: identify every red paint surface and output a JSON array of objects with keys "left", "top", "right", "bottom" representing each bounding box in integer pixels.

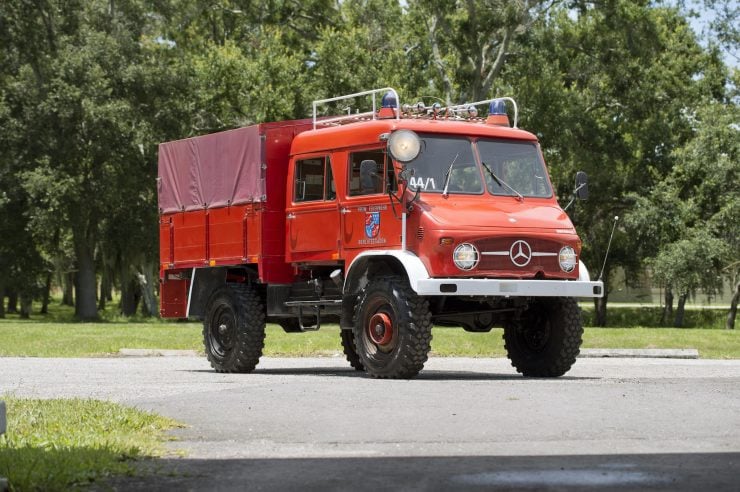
[{"left": 159, "top": 114, "right": 583, "bottom": 318}]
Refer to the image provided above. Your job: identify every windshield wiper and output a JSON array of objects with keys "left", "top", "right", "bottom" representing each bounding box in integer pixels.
[
  {"left": 481, "top": 161, "right": 523, "bottom": 201},
  {"left": 442, "top": 153, "right": 460, "bottom": 197}
]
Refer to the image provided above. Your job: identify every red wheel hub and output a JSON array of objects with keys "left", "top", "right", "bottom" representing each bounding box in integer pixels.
[{"left": 368, "top": 312, "right": 394, "bottom": 346}]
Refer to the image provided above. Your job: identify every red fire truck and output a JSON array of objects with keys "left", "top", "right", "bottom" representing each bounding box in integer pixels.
[{"left": 158, "top": 88, "right": 603, "bottom": 379}]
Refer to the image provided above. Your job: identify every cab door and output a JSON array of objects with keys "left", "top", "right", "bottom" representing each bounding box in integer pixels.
[
  {"left": 286, "top": 155, "right": 340, "bottom": 263},
  {"left": 340, "top": 148, "right": 401, "bottom": 253}
]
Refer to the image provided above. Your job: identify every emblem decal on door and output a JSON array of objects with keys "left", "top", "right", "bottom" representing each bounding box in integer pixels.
[{"left": 365, "top": 212, "right": 380, "bottom": 238}]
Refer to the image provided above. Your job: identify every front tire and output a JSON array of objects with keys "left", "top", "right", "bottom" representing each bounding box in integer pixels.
[
  {"left": 352, "top": 276, "right": 432, "bottom": 379},
  {"left": 203, "top": 284, "right": 265, "bottom": 373},
  {"left": 503, "top": 297, "right": 583, "bottom": 377}
]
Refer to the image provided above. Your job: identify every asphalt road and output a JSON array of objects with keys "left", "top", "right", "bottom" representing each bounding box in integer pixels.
[{"left": 2, "top": 356, "right": 739, "bottom": 491}]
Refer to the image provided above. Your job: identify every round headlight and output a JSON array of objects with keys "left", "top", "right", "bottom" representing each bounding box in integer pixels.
[
  {"left": 453, "top": 243, "right": 479, "bottom": 271},
  {"left": 388, "top": 130, "right": 421, "bottom": 162},
  {"left": 559, "top": 246, "right": 577, "bottom": 272}
]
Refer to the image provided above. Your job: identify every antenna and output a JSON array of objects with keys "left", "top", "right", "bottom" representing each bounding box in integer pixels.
[{"left": 598, "top": 216, "right": 619, "bottom": 281}]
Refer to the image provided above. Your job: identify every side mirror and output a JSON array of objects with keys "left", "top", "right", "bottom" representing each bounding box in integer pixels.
[
  {"left": 575, "top": 171, "right": 589, "bottom": 200},
  {"left": 398, "top": 166, "right": 416, "bottom": 187}
]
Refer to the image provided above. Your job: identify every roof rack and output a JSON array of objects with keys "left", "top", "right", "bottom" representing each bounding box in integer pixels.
[
  {"left": 311, "top": 89, "right": 519, "bottom": 129},
  {"left": 312, "top": 87, "right": 401, "bottom": 130},
  {"left": 402, "top": 97, "right": 519, "bottom": 128}
]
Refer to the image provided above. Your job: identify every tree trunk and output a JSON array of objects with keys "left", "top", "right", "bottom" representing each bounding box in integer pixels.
[
  {"left": 40, "top": 271, "right": 52, "bottom": 314},
  {"left": 136, "top": 265, "right": 158, "bottom": 318},
  {"left": 62, "top": 272, "right": 74, "bottom": 306},
  {"left": 119, "top": 267, "right": 140, "bottom": 317},
  {"left": 0, "top": 285, "right": 5, "bottom": 318},
  {"left": 74, "top": 237, "right": 99, "bottom": 320},
  {"left": 98, "top": 266, "right": 109, "bottom": 311},
  {"left": 6, "top": 289, "right": 18, "bottom": 313},
  {"left": 19, "top": 293, "right": 32, "bottom": 319},
  {"left": 727, "top": 281, "right": 739, "bottom": 330},
  {"left": 674, "top": 293, "right": 688, "bottom": 328},
  {"left": 104, "top": 272, "right": 113, "bottom": 302},
  {"left": 661, "top": 287, "right": 673, "bottom": 326},
  {"left": 593, "top": 291, "right": 608, "bottom": 327}
]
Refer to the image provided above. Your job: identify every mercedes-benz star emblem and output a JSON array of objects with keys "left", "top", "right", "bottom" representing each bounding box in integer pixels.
[{"left": 509, "top": 240, "right": 532, "bottom": 267}]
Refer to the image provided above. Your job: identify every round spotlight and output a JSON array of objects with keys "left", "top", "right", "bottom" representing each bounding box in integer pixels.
[
  {"left": 559, "top": 246, "right": 577, "bottom": 273},
  {"left": 453, "top": 243, "right": 479, "bottom": 271},
  {"left": 388, "top": 130, "right": 421, "bottom": 163}
]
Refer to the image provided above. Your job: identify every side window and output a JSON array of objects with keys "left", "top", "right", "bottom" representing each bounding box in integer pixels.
[
  {"left": 348, "top": 149, "right": 394, "bottom": 196},
  {"left": 294, "top": 156, "right": 335, "bottom": 202}
]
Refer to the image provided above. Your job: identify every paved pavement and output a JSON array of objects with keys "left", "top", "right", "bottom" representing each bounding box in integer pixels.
[{"left": 1, "top": 356, "right": 739, "bottom": 490}]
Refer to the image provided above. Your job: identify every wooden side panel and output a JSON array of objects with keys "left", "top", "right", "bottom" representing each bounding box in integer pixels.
[
  {"left": 245, "top": 208, "right": 262, "bottom": 259},
  {"left": 159, "top": 217, "right": 173, "bottom": 267},
  {"left": 173, "top": 210, "right": 207, "bottom": 265},
  {"left": 209, "top": 205, "right": 248, "bottom": 262},
  {"left": 162, "top": 206, "right": 264, "bottom": 269}
]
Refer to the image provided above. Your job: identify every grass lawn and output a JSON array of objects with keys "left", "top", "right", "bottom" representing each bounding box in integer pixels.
[
  {"left": 0, "top": 397, "right": 182, "bottom": 491},
  {"left": 0, "top": 299, "right": 736, "bottom": 358},
  {"left": 1, "top": 320, "right": 738, "bottom": 359}
]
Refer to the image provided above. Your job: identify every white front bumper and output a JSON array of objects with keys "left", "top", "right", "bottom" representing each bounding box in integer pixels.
[{"left": 414, "top": 278, "right": 604, "bottom": 298}]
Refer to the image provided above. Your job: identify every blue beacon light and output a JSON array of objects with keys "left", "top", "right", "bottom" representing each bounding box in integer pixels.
[
  {"left": 489, "top": 99, "right": 506, "bottom": 114},
  {"left": 486, "top": 99, "right": 510, "bottom": 126},
  {"left": 381, "top": 91, "right": 398, "bottom": 108},
  {"left": 379, "top": 91, "right": 398, "bottom": 119}
]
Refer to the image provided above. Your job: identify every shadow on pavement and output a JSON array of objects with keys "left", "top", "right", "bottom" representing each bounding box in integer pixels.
[
  {"left": 179, "top": 366, "right": 599, "bottom": 381},
  {"left": 100, "top": 452, "right": 740, "bottom": 491}
]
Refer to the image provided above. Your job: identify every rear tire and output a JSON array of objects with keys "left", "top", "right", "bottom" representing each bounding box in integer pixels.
[
  {"left": 340, "top": 329, "right": 364, "bottom": 371},
  {"left": 352, "top": 276, "right": 432, "bottom": 379},
  {"left": 503, "top": 297, "right": 583, "bottom": 377},
  {"left": 203, "top": 284, "right": 265, "bottom": 373}
]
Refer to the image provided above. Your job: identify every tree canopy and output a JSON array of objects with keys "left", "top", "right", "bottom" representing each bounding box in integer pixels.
[{"left": 0, "top": 0, "right": 736, "bottom": 325}]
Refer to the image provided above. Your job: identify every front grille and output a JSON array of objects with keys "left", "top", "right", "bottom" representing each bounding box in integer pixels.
[{"left": 475, "top": 237, "right": 562, "bottom": 273}]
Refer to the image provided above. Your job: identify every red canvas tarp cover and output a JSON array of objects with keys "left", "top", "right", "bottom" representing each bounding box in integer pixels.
[{"left": 158, "top": 125, "right": 263, "bottom": 214}]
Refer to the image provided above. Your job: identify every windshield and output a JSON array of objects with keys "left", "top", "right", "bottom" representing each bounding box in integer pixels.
[
  {"left": 477, "top": 139, "right": 552, "bottom": 198},
  {"left": 403, "top": 136, "right": 482, "bottom": 194},
  {"left": 401, "top": 135, "right": 551, "bottom": 198}
]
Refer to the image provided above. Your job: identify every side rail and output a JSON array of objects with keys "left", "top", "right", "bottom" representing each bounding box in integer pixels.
[{"left": 312, "top": 87, "right": 401, "bottom": 129}]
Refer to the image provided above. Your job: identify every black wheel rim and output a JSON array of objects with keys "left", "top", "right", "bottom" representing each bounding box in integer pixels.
[
  {"left": 517, "top": 305, "right": 551, "bottom": 353},
  {"left": 209, "top": 303, "right": 236, "bottom": 358}
]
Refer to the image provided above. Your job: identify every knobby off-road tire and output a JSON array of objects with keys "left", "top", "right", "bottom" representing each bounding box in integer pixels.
[
  {"left": 203, "top": 284, "right": 265, "bottom": 373},
  {"left": 503, "top": 297, "right": 583, "bottom": 377},
  {"left": 352, "top": 276, "right": 433, "bottom": 379},
  {"left": 340, "top": 329, "right": 364, "bottom": 371}
]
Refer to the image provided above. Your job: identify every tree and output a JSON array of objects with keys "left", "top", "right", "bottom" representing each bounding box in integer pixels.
[
  {"left": 0, "top": 2, "right": 50, "bottom": 318},
  {"left": 2, "top": 0, "right": 182, "bottom": 319},
  {"left": 673, "top": 101, "right": 738, "bottom": 326},
  {"left": 308, "top": 0, "right": 418, "bottom": 104},
  {"left": 504, "top": 1, "right": 727, "bottom": 325},
  {"left": 625, "top": 99, "right": 738, "bottom": 326},
  {"left": 405, "top": 0, "right": 559, "bottom": 104},
  {"left": 651, "top": 231, "right": 728, "bottom": 326}
]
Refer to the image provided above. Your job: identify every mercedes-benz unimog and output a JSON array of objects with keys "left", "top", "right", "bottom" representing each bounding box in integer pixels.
[{"left": 157, "top": 88, "right": 603, "bottom": 378}]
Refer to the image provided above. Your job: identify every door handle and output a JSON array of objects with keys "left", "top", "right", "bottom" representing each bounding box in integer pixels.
[
  {"left": 341, "top": 208, "right": 351, "bottom": 214},
  {"left": 286, "top": 213, "right": 296, "bottom": 220}
]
